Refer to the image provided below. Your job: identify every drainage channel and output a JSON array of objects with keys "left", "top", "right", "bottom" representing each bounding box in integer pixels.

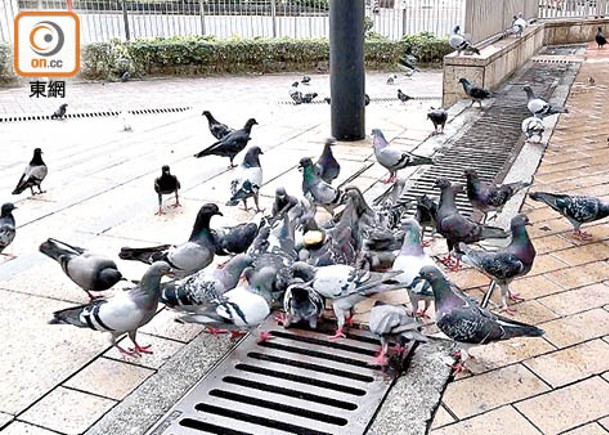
[
  {"left": 397, "top": 52, "right": 581, "bottom": 220},
  {"left": 147, "top": 319, "right": 409, "bottom": 435},
  {"left": 0, "top": 106, "right": 193, "bottom": 123}
]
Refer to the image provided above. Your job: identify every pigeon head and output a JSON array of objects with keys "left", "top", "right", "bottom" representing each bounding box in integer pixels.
[
  {"left": 288, "top": 284, "right": 313, "bottom": 303},
  {"left": 60, "top": 104, "right": 68, "bottom": 109},
  {"left": 141, "top": 261, "right": 175, "bottom": 291},
  {"left": 458, "top": 77, "right": 470, "bottom": 86},
  {"left": 202, "top": 110, "right": 212, "bottom": 118},
  {"left": 275, "top": 186, "right": 287, "bottom": 199},
  {"left": 161, "top": 165, "right": 170, "bottom": 174},
  {"left": 292, "top": 81, "right": 299, "bottom": 87},
  {"left": 325, "top": 137, "right": 336, "bottom": 147},
  {"left": 523, "top": 85, "right": 535, "bottom": 98},
  {"left": 191, "top": 204, "right": 222, "bottom": 236},
  {"left": 1, "top": 203, "right": 16, "bottom": 216},
  {"left": 418, "top": 265, "right": 444, "bottom": 284},
  {"left": 433, "top": 178, "right": 452, "bottom": 190},
  {"left": 34, "top": 148, "right": 43, "bottom": 156},
  {"left": 599, "top": 27, "right": 603, "bottom": 32},
  {"left": 511, "top": 214, "right": 532, "bottom": 229},
  {"left": 298, "top": 157, "right": 314, "bottom": 169},
  {"left": 242, "top": 146, "right": 263, "bottom": 167},
  {"left": 401, "top": 218, "right": 422, "bottom": 236},
  {"left": 373, "top": 300, "right": 389, "bottom": 307},
  {"left": 463, "top": 168, "right": 478, "bottom": 179},
  {"left": 245, "top": 118, "right": 259, "bottom": 128},
  {"left": 452, "top": 25, "right": 460, "bottom": 34}
]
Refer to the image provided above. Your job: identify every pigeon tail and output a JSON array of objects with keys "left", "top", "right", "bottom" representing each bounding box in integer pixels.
[
  {"left": 409, "top": 154, "right": 435, "bottom": 167},
  {"left": 456, "top": 242, "right": 485, "bottom": 268},
  {"left": 496, "top": 316, "right": 544, "bottom": 340},
  {"left": 118, "top": 244, "right": 171, "bottom": 264},
  {"left": 39, "top": 238, "right": 84, "bottom": 262},
  {"left": 528, "top": 192, "right": 561, "bottom": 209},
  {"left": 49, "top": 302, "right": 95, "bottom": 327},
  {"left": 479, "top": 225, "right": 510, "bottom": 240}
]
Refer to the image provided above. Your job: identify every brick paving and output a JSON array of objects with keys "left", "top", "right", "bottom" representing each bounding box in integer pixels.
[{"left": 431, "top": 42, "right": 609, "bottom": 435}]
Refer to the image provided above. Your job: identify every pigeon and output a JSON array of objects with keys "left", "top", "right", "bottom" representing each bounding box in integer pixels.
[
  {"left": 417, "top": 265, "right": 544, "bottom": 372},
  {"left": 176, "top": 267, "right": 276, "bottom": 340},
  {"left": 372, "top": 128, "right": 434, "bottom": 184},
  {"left": 464, "top": 169, "right": 530, "bottom": 220},
  {"left": 161, "top": 253, "right": 253, "bottom": 314},
  {"left": 434, "top": 178, "right": 510, "bottom": 270},
  {"left": 49, "top": 261, "right": 174, "bottom": 356},
  {"left": 369, "top": 300, "right": 428, "bottom": 365},
  {"left": 119, "top": 203, "right": 222, "bottom": 279},
  {"left": 509, "top": 13, "right": 527, "bottom": 37},
  {"left": 154, "top": 165, "right": 181, "bottom": 215},
  {"left": 39, "top": 238, "right": 124, "bottom": 300},
  {"left": 301, "top": 75, "right": 311, "bottom": 85},
  {"left": 291, "top": 262, "right": 404, "bottom": 339},
  {"left": 120, "top": 70, "right": 131, "bottom": 82},
  {"left": 271, "top": 187, "right": 300, "bottom": 220},
  {"left": 415, "top": 194, "right": 438, "bottom": 246},
  {"left": 289, "top": 88, "right": 303, "bottom": 105},
  {"left": 427, "top": 107, "right": 448, "bottom": 135},
  {"left": 12, "top": 147, "right": 48, "bottom": 196},
  {"left": 299, "top": 157, "right": 343, "bottom": 215},
  {"left": 523, "top": 85, "right": 568, "bottom": 118},
  {"left": 449, "top": 25, "right": 480, "bottom": 55},
  {"left": 399, "top": 55, "right": 420, "bottom": 73},
  {"left": 596, "top": 27, "right": 607, "bottom": 48},
  {"left": 387, "top": 74, "right": 398, "bottom": 85},
  {"left": 458, "top": 78, "right": 493, "bottom": 108},
  {"left": 458, "top": 214, "right": 535, "bottom": 314},
  {"left": 323, "top": 97, "right": 331, "bottom": 104},
  {"left": 364, "top": 94, "right": 371, "bottom": 106},
  {"left": 0, "top": 203, "right": 17, "bottom": 259},
  {"left": 202, "top": 110, "right": 234, "bottom": 140},
  {"left": 397, "top": 89, "right": 412, "bottom": 103},
  {"left": 212, "top": 214, "right": 263, "bottom": 256},
  {"left": 529, "top": 192, "right": 609, "bottom": 240},
  {"left": 521, "top": 116, "right": 545, "bottom": 143},
  {"left": 392, "top": 219, "right": 439, "bottom": 318},
  {"left": 301, "top": 92, "right": 318, "bottom": 104},
  {"left": 226, "top": 146, "right": 264, "bottom": 212},
  {"left": 588, "top": 77, "right": 596, "bottom": 86},
  {"left": 194, "top": 118, "right": 258, "bottom": 168},
  {"left": 314, "top": 137, "right": 340, "bottom": 184},
  {"left": 118, "top": 111, "right": 133, "bottom": 131},
  {"left": 282, "top": 282, "right": 325, "bottom": 329},
  {"left": 51, "top": 103, "right": 68, "bottom": 120}
]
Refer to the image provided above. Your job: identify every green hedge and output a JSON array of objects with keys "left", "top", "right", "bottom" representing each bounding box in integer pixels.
[{"left": 0, "top": 32, "right": 450, "bottom": 82}]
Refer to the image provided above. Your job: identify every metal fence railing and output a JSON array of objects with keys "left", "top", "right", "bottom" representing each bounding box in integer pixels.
[
  {"left": 2, "top": 0, "right": 467, "bottom": 43},
  {"left": 538, "top": 0, "right": 609, "bottom": 18}
]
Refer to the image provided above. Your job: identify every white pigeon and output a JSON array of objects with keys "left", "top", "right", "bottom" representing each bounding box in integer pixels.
[
  {"left": 449, "top": 25, "right": 480, "bottom": 55},
  {"left": 510, "top": 12, "right": 527, "bottom": 37},
  {"left": 118, "top": 111, "right": 133, "bottom": 131},
  {"left": 523, "top": 85, "right": 568, "bottom": 118},
  {"left": 226, "top": 146, "right": 264, "bottom": 212},
  {"left": 391, "top": 219, "right": 439, "bottom": 318},
  {"left": 521, "top": 116, "right": 545, "bottom": 143}
]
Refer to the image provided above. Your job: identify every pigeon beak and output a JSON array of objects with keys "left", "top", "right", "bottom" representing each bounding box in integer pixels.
[
  {"left": 216, "top": 211, "right": 224, "bottom": 217},
  {"left": 165, "top": 269, "right": 176, "bottom": 278}
]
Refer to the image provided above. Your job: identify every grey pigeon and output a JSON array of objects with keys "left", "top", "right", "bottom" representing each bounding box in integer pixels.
[
  {"left": 282, "top": 282, "right": 324, "bottom": 329},
  {"left": 51, "top": 103, "right": 68, "bottom": 120},
  {"left": 434, "top": 178, "right": 509, "bottom": 270},
  {"left": 372, "top": 128, "right": 434, "bottom": 184},
  {"left": 299, "top": 157, "right": 343, "bottom": 215},
  {"left": 369, "top": 300, "right": 428, "bottom": 366},
  {"left": 387, "top": 74, "right": 398, "bottom": 85},
  {"left": 176, "top": 267, "right": 276, "bottom": 341},
  {"left": 39, "top": 238, "right": 123, "bottom": 300},
  {"left": 464, "top": 169, "right": 530, "bottom": 220},
  {"left": 392, "top": 219, "right": 439, "bottom": 318},
  {"left": 523, "top": 86, "right": 568, "bottom": 118},
  {"left": 289, "top": 87, "right": 303, "bottom": 105},
  {"left": 418, "top": 265, "right": 544, "bottom": 372},
  {"left": 314, "top": 137, "right": 340, "bottom": 184},
  {"left": 301, "top": 92, "right": 318, "bottom": 104},
  {"left": 596, "top": 27, "right": 607, "bottom": 48},
  {"left": 161, "top": 253, "right": 252, "bottom": 314},
  {"left": 13, "top": 148, "right": 48, "bottom": 196},
  {"left": 372, "top": 178, "right": 411, "bottom": 230},
  {"left": 529, "top": 191, "right": 609, "bottom": 240},
  {"left": 271, "top": 187, "right": 299, "bottom": 220},
  {"left": 212, "top": 214, "right": 263, "bottom": 256},
  {"left": 449, "top": 25, "right": 480, "bottom": 55},
  {"left": 194, "top": 118, "right": 258, "bottom": 168},
  {"left": 521, "top": 116, "right": 545, "bottom": 143},
  {"left": 226, "top": 146, "right": 264, "bottom": 212},
  {"left": 291, "top": 262, "right": 404, "bottom": 339},
  {"left": 459, "top": 78, "right": 493, "bottom": 108},
  {"left": 397, "top": 89, "right": 412, "bottom": 103},
  {"left": 0, "top": 203, "right": 17, "bottom": 259},
  {"left": 415, "top": 194, "right": 438, "bottom": 245},
  {"left": 427, "top": 107, "right": 448, "bottom": 134},
  {"left": 49, "top": 261, "right": 174, "bottom": 356},
  {"left": 508, "top": 13, "right": 527, "bottom": 37},
  {"left": 119, "top": 203, "right": 222, "bottom": 278},
  {"left": 202, "top": 110, "right": 234, "bottom": 140},
  {"left": 154, "top": 165, "right": 181, "bottom": 215},
  {"left": 120, "top": 70, "right": 131, "bottom": 82},
  {"left": 301, "top": 75, "right": 311, "bottom": 85},
  {"left": 458, "top": 214, "right": 535, "bottom": 314}
]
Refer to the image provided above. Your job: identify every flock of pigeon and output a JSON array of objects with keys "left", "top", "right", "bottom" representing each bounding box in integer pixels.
[{"left": 1, "top": 22, "right": 608, "bottom": 374}]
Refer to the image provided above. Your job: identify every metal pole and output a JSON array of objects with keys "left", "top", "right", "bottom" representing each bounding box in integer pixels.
[
  {"left": 121, "top": 0, "right": 130, "bottom": 41},
  {"left": 199, "top": 0, "right": 206, "bottom": 34},
  {"left": 330, "top": 0, "right": 365, "bottom": 141},
  {"left": 270, "top": 0, "right": 277, "bottom": 38}
]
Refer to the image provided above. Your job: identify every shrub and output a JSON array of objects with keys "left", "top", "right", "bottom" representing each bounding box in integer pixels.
[
  {"left": 400, "top": 32, "right": 452, "bottom": 64},
  {"left": 0, "top": 43, "right": 16, "bottom": 84}
]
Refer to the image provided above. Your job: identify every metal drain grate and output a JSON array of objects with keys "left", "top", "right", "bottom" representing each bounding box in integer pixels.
[
  {"left": 0, "top": 106, "right": 193, "bottom": 123},
  {"left": 147, "top": 318, "right": 409, "bottom": 435},
  {"left": 396, "top": 58, "right": 580, "bottom": 220}
]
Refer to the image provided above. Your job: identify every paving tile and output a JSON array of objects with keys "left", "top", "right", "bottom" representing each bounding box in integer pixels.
[
  {"left": 442, "top": 364, "right": 550, "bottom": 419},
  {"left": 104, "top": 334, "right": 184, "bottom": 369},
  {"left": 466, "top": 337, "right": 556, "bottom": 374},
  {"left": 20, "top": 387, "right": 116, "bottom": 435},
  {"left": 139, "top": 308, "right": 207, "bottom": 342},
  {"left": 446, "top": 268, "right": 490, "bottom": 290},
  {"left": 563, "top": 423, "right": 609, "bottom": 435},
  {"left": 0, "top": 421, "right": 59, "bottom": 435},
  {"left": 545, "top": 262, "right": 609, "bottom": 288},
  {"left": 431, "top": 405, "right": 542, "bottom": 435},
  {"left": 527, "top": 254, "right": 569, "bottom": 277},
  {"left": 430, "top": 404, "right": 455, "bottom": 429},
  {"left": 543, "top": 308, "right": 609, "bottom": 348},
  {"left": 528, "top": 235, "right": 575, "bottom": 255},
  {"left": 524, "top": 339, "right": 609, "bottom": 388},
  {"left": 538, "top": 283, "right": 609, "bottom": 316},
  {"left": 510, "top": 275, "right": 566, "bottom": 300},
  {"left": 516, "top": 376, "right": 609, "bottom": 435},
  {"left": 64, "top": 357, "right": 154, "bottom": 400},
  {"left": 599, "top": 416, "right": 609, "bottom": 431},
  {"left": 551, "top": 243, "right": 609, "bottom": 266},
  {"left": 0, "top": 412, "right": 13, "bottom": 429}
]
